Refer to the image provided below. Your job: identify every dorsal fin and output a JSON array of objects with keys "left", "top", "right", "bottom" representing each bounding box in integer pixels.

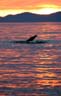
[{"left": 26, "top": 35, "right": 37, "bottom": 42}]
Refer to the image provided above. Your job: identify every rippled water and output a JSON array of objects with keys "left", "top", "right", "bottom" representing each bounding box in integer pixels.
[{"left": 0, "top": 22, "right": 61, "bottom": 96}]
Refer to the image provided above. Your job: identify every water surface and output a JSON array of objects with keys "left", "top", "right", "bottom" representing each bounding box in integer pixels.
[{"left": 0, "top": 22, "right": 61, "bottom": 96}]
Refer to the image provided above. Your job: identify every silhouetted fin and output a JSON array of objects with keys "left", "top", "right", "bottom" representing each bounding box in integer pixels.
[{"left": 26, "top": 35, "right": 37, "bottom": 42}]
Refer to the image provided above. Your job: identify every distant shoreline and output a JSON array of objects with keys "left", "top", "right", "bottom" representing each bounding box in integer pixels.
[
  {"left": 0, "top": 21, "right": 61, "bottom": 23},
  {"left": 0, "top": 12, "right": 61, "bottom": 22}
]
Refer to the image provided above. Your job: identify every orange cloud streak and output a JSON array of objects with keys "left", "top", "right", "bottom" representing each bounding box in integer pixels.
[
  {"left": 0, "top": 0, "right": 61, "bottom": 16},
  {"left": 0, "top": 0, "right": 61, "bottom": 9}
]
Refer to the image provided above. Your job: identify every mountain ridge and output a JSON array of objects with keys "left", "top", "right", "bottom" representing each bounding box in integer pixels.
[{"left": 0, "top": 11, "right": 61, "bottom": 22}]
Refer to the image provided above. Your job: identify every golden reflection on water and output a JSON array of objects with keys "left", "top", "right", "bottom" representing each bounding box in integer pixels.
[
  {"left": 0, "top": 44, "right": 61, "bottom": 95},
  {"left": 0, "top": 22, "right": 61, "bottom": 95}
]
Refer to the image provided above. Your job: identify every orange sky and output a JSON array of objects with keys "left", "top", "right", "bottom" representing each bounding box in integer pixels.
[{"left": 0, "top": 0, "right": 61, "bottom": 16}]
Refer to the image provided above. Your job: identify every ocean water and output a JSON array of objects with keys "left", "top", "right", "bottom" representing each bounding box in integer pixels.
[{"left": 0, "top": 22, "right": 61, "bottom": 96}]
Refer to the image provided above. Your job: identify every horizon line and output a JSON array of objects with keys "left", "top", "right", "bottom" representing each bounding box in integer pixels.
[{"left": 0, "top": 10, "right": 61, "bottom": 17}]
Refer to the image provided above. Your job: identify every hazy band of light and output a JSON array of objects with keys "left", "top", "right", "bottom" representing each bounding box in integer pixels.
[
  {"left": 31, "top": 8, "right": 61, "bottom": 14},
  {"left": 0, "top": 10, "right": 26, "bottom": 17},
  {"left": 0, "top": 8, "right": 61, "bottom": 17}
]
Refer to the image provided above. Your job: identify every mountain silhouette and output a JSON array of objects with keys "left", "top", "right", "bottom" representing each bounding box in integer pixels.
[{"left": 0, "top": 12, "right": 61, "bottom": 22}]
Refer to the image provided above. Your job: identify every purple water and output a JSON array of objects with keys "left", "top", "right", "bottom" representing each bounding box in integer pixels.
[{"left": 0, "top": 22, "right": 61, "bottom": 96}]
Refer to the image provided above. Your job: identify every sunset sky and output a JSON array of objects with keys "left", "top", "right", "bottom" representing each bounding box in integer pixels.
[{"left": 0, "top": 0, "right": 61, "bottom": 17}]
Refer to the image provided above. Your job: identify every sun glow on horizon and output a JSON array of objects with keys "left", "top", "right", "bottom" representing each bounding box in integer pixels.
[
  {"left": 0, "top": 10, "right": 26, "bottom": 17},
  {"left": 31, "top": 8, "right": 61, "bottom": 15},
  {"left": 31, "top": 4, "right": 61, "bottom": 14},
  {"left": 0, "top": 4, "right": 61, "bottom": 17}
]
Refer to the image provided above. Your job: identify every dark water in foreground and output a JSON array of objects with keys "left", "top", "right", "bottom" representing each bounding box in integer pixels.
[{"left": 0, "top": 22, "right": 61, "bottom": 96}]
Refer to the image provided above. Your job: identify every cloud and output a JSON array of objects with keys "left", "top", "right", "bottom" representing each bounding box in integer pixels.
[{"left": 0, "top": 0, "right": 61, "bottom": 10}]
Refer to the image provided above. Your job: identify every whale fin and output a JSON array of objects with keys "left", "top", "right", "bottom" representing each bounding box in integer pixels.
[{"left": 26, "top": 35, "right": 37, "bottom": 42}]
